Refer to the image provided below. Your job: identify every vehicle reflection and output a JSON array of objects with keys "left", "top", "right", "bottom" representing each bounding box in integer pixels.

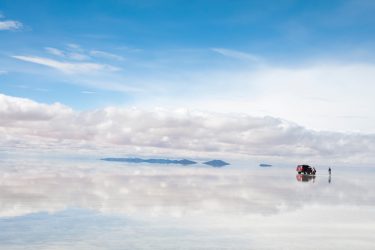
[{"left": 296, "top": 174, "right": 316, "bottom": 182}]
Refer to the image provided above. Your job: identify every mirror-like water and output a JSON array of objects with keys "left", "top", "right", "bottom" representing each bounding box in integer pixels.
[{"left": 0, "top": 156, "right": 374, "bottom": 249}]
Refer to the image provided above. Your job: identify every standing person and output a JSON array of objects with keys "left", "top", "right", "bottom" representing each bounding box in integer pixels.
[{"left": 328, "top": 167, "right": 331, "bottom": 175}]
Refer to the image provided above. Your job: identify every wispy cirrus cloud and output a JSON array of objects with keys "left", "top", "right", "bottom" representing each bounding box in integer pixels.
[
  {"left": 11, "top": 44, "right": 140, "bottom": 93},
  {"left": 0, "top": 20, "right": 23, "bottom": 30},
  {"left": 211, "top": 48, "right": 260, "bottom": 62},
  {"left": 67, "top": 43, "right": 82, "bottom": 50},
  {"left": 90, "top": 50, "right": 125, "bottom": 61},
  {"left": 81, "top": 90, "right": 96, "bottom": 94},
  {"left": 45, "top": 47, "right": 65, "bottom": 57},
  {"left": 0, "top": 13, "right": 23, "bottom": 31},
  {"left": 45, "top": 45, "right": 125, "bottom": 62},
  {"left": 12, "top": 55, "right": 120, "bottom": 74},
  {"left": 45, "top": 46, "right": 90, "bottom": 61}
]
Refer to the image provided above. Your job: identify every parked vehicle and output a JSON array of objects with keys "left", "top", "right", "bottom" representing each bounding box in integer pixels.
[{"left": 296, "top": 165, "right": 316, "bottom": 175}]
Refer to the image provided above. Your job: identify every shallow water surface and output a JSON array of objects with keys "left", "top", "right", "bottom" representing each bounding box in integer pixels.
[{"left": 0, "top": 156, "right": 374, "bottom": 249}]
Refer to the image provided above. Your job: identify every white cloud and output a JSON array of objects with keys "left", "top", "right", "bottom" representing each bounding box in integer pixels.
[
  {"left": 12, "top": 55, "right": 120, "bottom": 74},
  {"left": 0, "top": 20, "right": 23, "bottom": 30},
  {"left": 211, "top": 48, "right": 260, "bottom": 61},
  {"left": 0, "top": 70, "right": 7, "bottom": 75},
  {"left": 81, "top": 90, "right": 96, "bottom": 94},
  {"left": 46, "top": 46, "right": 90, "bottom": 60},
  {"left": 90, "top": 50, "right": 125, "bottom": 61},
  {"left": 1, "top": 93, "right": 375, "bottom": 164},
  {"left": 138, "top": 61, "right": 375, "bottom": 133},
  {"left": 45, "top": 47, "right": 65, "bottom": 57},
  {"left": 68, "top": 52, "right": 90, "bottom": 61},
  {"left": 0, "top": 93, "right": 72, "bottom": 121},
  {"left": 75, "top": 78, "right": 142, "bottom": 93},
  {"left": 9, "top": 46, "right": 375, "bottom": 134},
  {"left": 11, "top": 50, "right": 138, "bottom": 92},
  {"left": 67, "top": 43, "right": 82, "bottom": 50}
]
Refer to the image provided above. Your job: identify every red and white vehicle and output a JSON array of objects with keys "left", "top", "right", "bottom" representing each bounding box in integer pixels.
[{"left": 296, "top": 165, "right": 316, "bottom": 175}]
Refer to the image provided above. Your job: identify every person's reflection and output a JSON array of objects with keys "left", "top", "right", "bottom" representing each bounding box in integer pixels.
[
  {"left": 296, "top": 174, "right": 316, "bottom": 183},
  {"left": 328, "top": 175, "right": 331, "bottom": 184}
]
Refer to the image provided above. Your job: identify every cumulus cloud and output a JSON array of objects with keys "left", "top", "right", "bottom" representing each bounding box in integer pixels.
[
  {"left": 0, "top": 93, "right": 72, "bottom": 121},
  {"left": 0, "top": 20, "right": 23, "bottom": 30},
  {"left": 12, "top": 55, "right": 120, "bottom": 74},
  {"left": 153, "top": 61, "right": 375, "bottom": 133},
  {"left": 1, "top": 93, "right": 375, "bottom": 164}
]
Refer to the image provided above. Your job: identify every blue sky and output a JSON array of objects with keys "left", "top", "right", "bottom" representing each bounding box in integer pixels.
[{"left": 1, "top": 0, "right": 375, "bottom": 154}]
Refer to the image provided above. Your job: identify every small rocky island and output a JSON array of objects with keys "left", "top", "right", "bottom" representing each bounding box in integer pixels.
[
  {"left": 101, "top": 157, "right": 230, "bottom": 167},
  {"left": 203, "top": 160, "right": 230, "bottom": 167},
  {"left": 101, "top": 157, "right": 197, "bottom": 165},
  {"left": 259, "top": 163, "right": 272, "bottom": 167}
]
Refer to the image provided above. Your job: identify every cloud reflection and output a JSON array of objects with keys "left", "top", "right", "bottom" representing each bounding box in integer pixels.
[{"left": 0, "top": 158, "right": 374, "bottom": 219}]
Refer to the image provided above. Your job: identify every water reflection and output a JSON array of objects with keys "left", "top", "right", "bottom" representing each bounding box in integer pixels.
[
  {"left": 0, "top": 158, "right": 374, "bottom": 250},
  {"left": 0, "top": 160, "right": 374, "bottom": 218},
  {"left": 296, "top": 174, "right": 316, "bottom": 182}
]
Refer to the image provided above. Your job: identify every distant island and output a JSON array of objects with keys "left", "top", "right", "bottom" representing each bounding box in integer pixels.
[
  {"left": 259, "top": 163, "right": 272, "bottom": 167},
  {"left": 204, "top": 160, "right": 230, "bottom": 167},
  {"left": 101, "top": 157, "right": 197, "bottom": 165},
  {"left": 101, "top": 157, "right": 230, "bottom": 167}
]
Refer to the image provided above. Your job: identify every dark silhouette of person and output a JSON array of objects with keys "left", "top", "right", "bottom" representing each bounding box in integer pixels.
[{"left": 328, "top": 167, "right": 331, "bottom": 175}]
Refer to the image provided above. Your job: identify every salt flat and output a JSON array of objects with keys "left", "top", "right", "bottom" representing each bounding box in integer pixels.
[{"left": 0, "top": 155, "right": 374, "bottom": 249}]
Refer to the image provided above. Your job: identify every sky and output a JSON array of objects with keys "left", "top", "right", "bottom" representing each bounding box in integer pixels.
[{"left": 1, "top": 0, "right": 375, "bottom": 163}]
